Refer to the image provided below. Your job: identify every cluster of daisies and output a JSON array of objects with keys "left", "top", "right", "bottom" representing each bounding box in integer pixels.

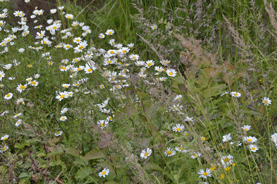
[{"left": 0, "top": 1, "right": 276, "bottom": 182}]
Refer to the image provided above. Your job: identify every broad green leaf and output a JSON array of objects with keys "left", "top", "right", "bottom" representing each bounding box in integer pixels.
[
  {"left": 18, "top": 172, "right": 31, "bottom": 179},
  {"left": 15, "top": 142, "right": 26, "bottom": 150},
  {"left": 82, "top": 149, "right": 105, "bottom": 160},
  {"left": 47, "top": 151, "right": 63, "bottom": 157},
  {"left": 36, "top": 152, "right": 46, "bottom": 157},
  {"left": 144, "top": 162, "right": 164, "bottom": 172},
  {"left": 66, "top": 147, "right": 80, "bottom": 157},
  {"left": 137, "top": 91, "right": 148, "bottom": 99},
  {"left": 75, "top": 167, "right": 93, "bottom": 179}
]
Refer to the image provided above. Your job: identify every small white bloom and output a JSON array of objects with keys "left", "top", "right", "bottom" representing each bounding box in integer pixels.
[
  {"left": 1, "top": 135, "right": 9, "bottom": 141},
  {"left": 241, "top": 125, "right": 251, "bottom": 132},
  {"left": 60, "top": 116, "right": 67, "bottom": 121},
  {"left": 230, "top": 91, "right": 241, "bottom": 98},
  {"left": 164, "top": 147, "right": 176, "bottom": 157},
  {"left": 99, "top": 168, "right": 109, "bottom": 178},
  {"left": 140, "top": 148, "right": 152, "bottom": 159},
  {"left": 54, "top": 131, "right": 63, "bottom": 136},
  {"left": 222, "top": 133, "right": 232, "bottom": 143},
  {"left": 249, "top": 144, "right": 259, "bottom": 152},
  {"left": 198, "top": 168, "right": 212, "bottom": 179},
  {"left": 60, "top": 108, "right": 68, "bottom": 114},
  {"left": 262, "top": 97, "right": 271, "bottom": 106},
  {"left": 172, "top": 124, "right": 185, "bottom": 132}
]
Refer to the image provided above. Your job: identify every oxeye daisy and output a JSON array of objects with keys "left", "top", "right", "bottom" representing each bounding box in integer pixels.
[
  {"left": 4, "top": 93, "right": 13, "bottom": 100},
  {"left": 62, "top": 84, "right": 70, "bottom": 88},
  {"left": 191, "top": 152, "right": 201, "bottom": 159},
  {"left": 241, "top": 125, "right": 251, "bottom": 132},
  {"left": 222, "top": 133, "right": 232, "bottom": 142},
  {"left": 184, "top": 116, "right": 194, "bottom": 123},
  {"left": 230, "top": 91, "right": 241, "bottom": 98},
  {"left": 60, "top": 108, "right": 68, "bottom": 114},
  {"left": 15, "top": 119, "right": 22, "bottom": 127},
  {"left": 243, "top": 136, "right": 257, "bottom": 143},
  {"left": 140, "top": 148, "right": 152, "bottom": 159},
  {"left": 65, "top": 14, "right": 74, "bottom": 19},
  {"left": 220, "top": 155, "right": 233, "bottom": 168},
  {"left": 29, "top": 80, "right": 38, "bottom": 86},
  {"left": 271, "top": 133, "right": 277, "bottom": 143},
  {"left": 172, "top": 124, "right": 185, "bottom": 132},
  {"left": 198, "top": 168, "right": 212, "bottom": 179},
  {"left": 17, "top": 98, "right": 25, "bottom": 105},
  {"left": 97, "top": 120, "right": 108, "bottom": 129},
  {"left": 1, "top": 135, "right": 9, "bottom": 141},
  {"left": 0, "top": 144, "right": 9, "bottom": 153},
  {"left": 60, "top": 116, "right": 67, "bottom": 121},
  {"left": 166, "top": 68, "right": 177, "bottom": 77},
  {"left": 151, "top": 24, "right": 157, "bottom": 30},
  {"left": 164, "top": 147, "right": 176, "bottom": 157},
  {"left": 56, "top": 92, "right": 68, "bottom": 101},
  {"left": 262, "top": 97, "right": 271, "bottom": 106},
  {"left": 14, "top": 113, "right": 22, "bottom": 118},
  {"left": 249, "top": 144, "right": 258, "bottom": 152},
  {"left": 98, "top": 33, "right": 105, "bottom": 39},
  {"left": 54, "top": 131, "right": 63, "bottom": 136},
  {"left": 105, "top": 29, "right": 114, "bottom": 35},
  {"left": 99, "top": 168, "right": 109, "bottom": 178}
]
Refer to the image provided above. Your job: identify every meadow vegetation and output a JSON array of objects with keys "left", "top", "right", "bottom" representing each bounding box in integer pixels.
[{"left": 1, "top": 0, "right": 277, "bottom": 183}]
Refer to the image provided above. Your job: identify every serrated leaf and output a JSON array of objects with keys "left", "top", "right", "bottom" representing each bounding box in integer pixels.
[
  {"left": 18, "top": 172, "right": 31, "bottom": 179},
  {"left": 144, "top": 162, "right": 164, "bottom": 172},
  {"left": 66, "top": 147, "right": 79, "bottom": 157},
  {"left": 47, "top": 151, "right": 63, "bottom": 157},
  {"left": 15, "top": 142, "right": 26, "bottom": 150},
  {"left": 75, "top": 167, "right": 93, "bottom": 179},
  {"left": 137, "top": 91, "right": 148, "bottom": 99},
  {"left": 36, "top": 152, "right": 46, "bottom": 157},
  {"left": 82, "top": 149, "right": 105, "bottom": 160}
]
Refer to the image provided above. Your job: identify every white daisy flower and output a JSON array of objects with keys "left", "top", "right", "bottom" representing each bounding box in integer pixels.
[
  {"left": 4, "top": 93, "right": 13, "bottom": 100},
  {"left": 249, "top": 144, "right": 258, "bottom": 152},
  {"left": 99, "top": 168, "right": 109, "bottom": 178},
  {"left": 172, "top": 124, "right": 185, "bottom": 132},
  {"left": 198, "top": 168, "right": 212, "bottom": 179},
  {"left": 271, "top": 133, "right": 277, "bottom": 143},
  {"left": 105, "top": 29, "right": 114, "bottom": 35},
  {"left": 230, "top": 91, "right": 241, "bottom": 98},
  {"left": 220, "top": 155, "right": 233, "bottom": 168},
  {"left": 241, "top": 125, "right": 251, "bottom": 132},
  {"left": 164, "top": 147, "right": 176, "bottom": 157},
  {"left": 243, "top": 136, "right": 257, "bottom": 143},
  {"left": 1, "top": 135, "right": 9, "bottom": 141},
  {"left": 60, "top": 116, "right": 67, "bottom": 121},
  {"left": 0, "top": 144, "right": 9, "bottom": 153},
  {"left": 54, "top": 131, "right": 63, "bottom": 137},
  {"left": 262, "top": 97, "right": 271, "bottom": 106},
  {"left": 222, "top": 133, "right": 232, "bottom": 143},
  {"left": 140, "top": 148, "right": 152, "bottom": 159},
  {"left": 15, "top": 119, "right": 22, "bottom": 127},
  {"left": 60, "top": 108, "right": 68, "bottom": 114},
  {"left": 166, "top": 68, "right": 177, "bottom": 77}
]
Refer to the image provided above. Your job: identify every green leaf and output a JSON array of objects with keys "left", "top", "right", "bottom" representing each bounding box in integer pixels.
[
  {"left": 82, "top": 149, "right": 105, "bottom": 160},
  {"left": 15, "top": 142, "right": 26, "bottom": 150},
  {"left": 18, "top": 172, "right": 31, "bottom": 179},
  {"left": 144, "top": 162, "right": 164, "bottom": 172},
  {"left": 36, "top": 152, "right": 46, "bottom": 157},
  {"left": 75, "top": 167, "right": 93, "bottom": 179},
  {"left": 137, "top": 91, "right": 148, "bottom": 99},
  {"left": 66, "top": 147, "right": 80, "bottom": 157},
  {"left": 47, "top": 151, "right": 63, "bottom": 157}
]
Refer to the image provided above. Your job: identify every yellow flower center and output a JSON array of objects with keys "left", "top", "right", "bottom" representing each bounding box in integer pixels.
[
  {"left": 3, "top": 137, "right": 7, "bottom": 140},
  {"left": 102, "top": 171, "right": 106, "bottom": 175},
  {"left": 144, "top": 152, "right": 149, "bottom": 157},
  {"left": 147, "top": 63, "right": 152, "bottom": 66},
  {"left": 203, "top": 172, "right": 208, "bottom": 176},
  {"left": 60, "top": 94, "right": 65, "bottom": 98},
  {"left": 176, "top": 128, "right": 181, "bottom": 131},
  {"left": 108, "top": 31, "right": 112, "bottom": 34},
  {"left": 244, "top": 128, "right": 248, "bottom": 131},
  {"left": 251, "top": 147, "right": 256, "bottom": 150},
  {"left": 168, "top": 72, "right": 173, "bottom": 76},
  {"left": 56, "top": 131, "right": 60, "bottom": 134},
  {"left": 201, "top": 137, "right": 206, "bottom": 141},
  {"left": 247, "top": 139, "right": 252, "bottom": 142},
  {"left": 167, "top": 151, "right": 172, "bottom": 155},
  {"left": 110, "top": 51, "right": 114, "bottom": 54},
  {"left": 20, "top": 85, "right": 25, "bottom": 90},
  {"left": 100, "top": 123, "right": 104, "bottom": 127},
  {"left": 264, "top": 100, "right": 269, "bottom": 104},
  {"left": 79, "top": 46, "right": 84, "bottom": 50},
  {"left": 224, "top": 158, "right": 230, "bottom": 163},
  {"left": 234, "top": 93, "right": 238, "bottom": 96},
  {"left": 30, "top": 81, "right": 36, "bottom": 85},
  {"left": 2, "top": 147, "right": 6, "bottom": 151}
]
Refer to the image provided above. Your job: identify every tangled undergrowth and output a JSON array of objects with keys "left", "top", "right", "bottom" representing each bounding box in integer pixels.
[{"left": 1, "top": 0, "right": 277, "bottom": 183}]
